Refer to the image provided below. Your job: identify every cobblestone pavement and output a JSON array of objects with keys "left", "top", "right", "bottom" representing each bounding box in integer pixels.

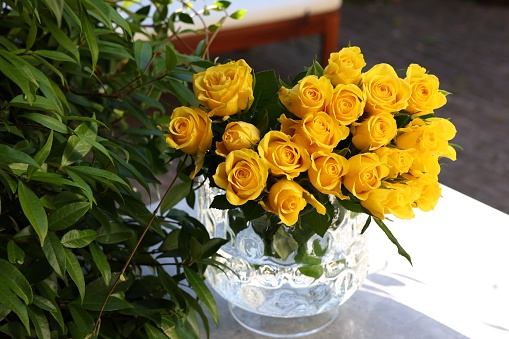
[{"left": 217, "top": 0, "right": 509, "bottom": 214}]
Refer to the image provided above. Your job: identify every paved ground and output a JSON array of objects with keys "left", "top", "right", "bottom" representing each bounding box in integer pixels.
[{"left": 217, "top": 0, "right": 509, "bottom": 215}]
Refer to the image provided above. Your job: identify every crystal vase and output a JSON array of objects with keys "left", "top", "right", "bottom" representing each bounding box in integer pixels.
[{"left": 197, "top": 181, "right": 370, "bottom": 338}]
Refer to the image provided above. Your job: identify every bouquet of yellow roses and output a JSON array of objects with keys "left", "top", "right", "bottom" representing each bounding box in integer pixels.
[{"left": 163, "top": 46, "right": 457, "bottom": 263}]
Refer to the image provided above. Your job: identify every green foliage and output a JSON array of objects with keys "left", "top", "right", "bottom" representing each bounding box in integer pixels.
[{"left": 0, "top": 0, "right": 234, "bottom": 337}]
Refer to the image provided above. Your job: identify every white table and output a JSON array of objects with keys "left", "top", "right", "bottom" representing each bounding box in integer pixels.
[{"left": 175, "top": 186, "right": 509, "bottom": 338}]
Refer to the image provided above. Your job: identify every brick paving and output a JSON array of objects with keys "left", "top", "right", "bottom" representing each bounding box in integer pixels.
[{"left": 217, "top": 0, "right": 509, "bottom": 214}]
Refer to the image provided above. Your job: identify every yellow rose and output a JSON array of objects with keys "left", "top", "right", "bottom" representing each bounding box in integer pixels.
[
  {"left": 257, "top": 131, "right": 311, "bottom": 179},
  {"left": 308, "top": 151, "right": 349, "bottom": 199},
  {"left": 193, "top": 59, "right": 254, "bottom": 117},
  {"left": 360, "top": 188, "right": 391, "bottom": 220},
  {"left": 351, "top": 112, "right": 398, "bottom": 151},
  {"left": 323, "top": 46, "right": 366, "bottom": 86},
  {"left": 375, "top": 147, "right": 415, "bottom": 178},
  {"left": 363, "top": 183, "right": 420, "bottom": 220},
  {"left": 213, "top": 149, "right": 269, "bottom": 205},
  {"left": 396, "top": 118, "right": 456, "bottom": 160},
  {"left": 404, "top": 173, "right": 442, "bottom": 212},
  {"left": 408, "top": 152, "right": 441, "bottom": 178},
  {"left": 165, "top": 106, "right": 212, "bottom": 179},
  {"left": 260, "top": 179, "right": 326, "bottom": 226},
  {"left": 216, "top": 121, "right": 260, "bottom": 157},
  {"left": 405, "top": 64, "right": 447, "bottom": 116},
  {"left": 343, "top": 153, "right": 389, "bottom": 200},
  {"left": 280, "top": 112, "right": 349, "bottom": 154},
  {"left": 383, "top": 182, "right": 421, "bottom": 219},
  {"left": 363, "top": 63, "right": 412, "bottom": 115},
  {"left": 278, "top": 75, "right": 333, "bottom": 118},
  {"left": 326, "top": 83, "right": 365, "bottom": 125}
]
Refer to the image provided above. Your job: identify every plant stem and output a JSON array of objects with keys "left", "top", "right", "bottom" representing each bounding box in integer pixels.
[{"left": 88, "top": 155, "right": 188, "bottom": 338}]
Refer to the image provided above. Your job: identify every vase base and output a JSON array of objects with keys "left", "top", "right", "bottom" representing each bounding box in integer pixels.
[{"left": 229, "top": 304, "right": 339, "bottom": 338}]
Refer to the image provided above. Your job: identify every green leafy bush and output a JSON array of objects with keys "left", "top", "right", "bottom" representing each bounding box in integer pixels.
[{"left": 0, "top": 0, "right": 239, "bottom": 337}]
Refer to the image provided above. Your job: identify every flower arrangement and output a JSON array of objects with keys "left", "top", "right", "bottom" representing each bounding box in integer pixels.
[{"left": 163, "top": 46, "right": 457, "bottom": 264}]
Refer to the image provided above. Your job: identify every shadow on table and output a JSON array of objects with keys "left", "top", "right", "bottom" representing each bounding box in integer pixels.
[{"left": 207, "top": 272, "right": 469, "bottom": 338}]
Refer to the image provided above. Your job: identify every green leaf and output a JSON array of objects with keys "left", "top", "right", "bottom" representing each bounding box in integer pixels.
[
  {"left": 41, "top": 0, "right": 64, "bottom": 27},
  {"left": 10, "top": 94, "right": 61, "bottom": 113},
  {"left": 61, "top": 229, "right": 97, "bottom": 248},
  {"left": 301, "top": 202, "right": 334, "bottom": 237},
  {"left": 160, "top": 181, "right": 192, "bottom": 214},
  {"left": 0, "top": 168, "right": 17, "bottom": 193},
  {"left": 32, "top": 294, "right": 65, "bottom": 331},
  {"left": 81, "top": 0, "right": 113, "bottom": 29},
  {"left": 61, "top": 134, "right": 92, "bottom": 166},
  {"left": 0, "top": 258, "right": 33, "bottom": 305},
  {"left": 79, "top": 295, "right": 133, "bottom": 311},
  {"left": 64, "top": 249, "right": 86, "bottom": 303},
  {"left": 44, "top": 16, "right": 79, "bottom": 62},
  {"left": 0, "top": 55, "right": 36, "bottom": 103},
  {"left": 184, "top": 268, "right": 219, "bottom": 326},
  {"left": 66, "top": 169, "right": 95, "bottom": 204},
  {"left": 168, "top": 77, "right": 199, "bottom": 106},
  {"left": 48, "top": 202, "right": 90, "bottom": 231},
  {"left": 89, "top": 242, "right": 111, "bottom": 285},
  {"left": 374, "top": 218, "right": 412, "bottom": 265},
  {"left": 298, "top": 265, "right": 324, "bottom": 279},
  {"left": 0, "top": 144, "right": 41, "bottom": 168},
  {"left": 144, "top": 323, "right": 169, "bottom": 339},
  {"left": 28, "top": 130, "right": 54, "bottom": 178},
  {"left": 69, "top": 166, "right": 129, "bottom": 187},
  {"left": 165, "top": 44, "right": 178, "bottom": 72},
  {"left": 306, "top": 60, "right": 324, "bottom": 77},
  {"left": 201, "top": 237, "right": 228, "bottom": 258},
  {"left": 230, "top": 9, "right": 246, "bottom": 20},
  {"left": 81, "top": 11, "right": 99, "bottom": 71},
  {"left": 26, "top": 16, "right": 37, "bottom": 50},
  {"left": 96, "top": 222, "right": 135, "bottom": 244},
  {"left": 34, "top": 50, "right": 77, "bottom": 63},
  {"left": 134, "top": 40, "right": 152, "bottom": 71},
  {"left": 361, "top": 216, "right": 371, "bottom": 234},
  {"left": 209, "top": 194, "right": 235, "bottom": 210},
  {"left": 272, "top": 227, "right": 298, "bottom": 261},
  {"left": 156, "top": 267, "right": 186, "bottom": 309},
  {"left": 7, "top": 240, "right": 25, "bottom": 265},
  {"left": 42, "top": 232, "right": 67, "bottom": 279},
  {"left": 68, "top": 303, "right": 94, "bottom": 338},
  {"left": 28, "top": 305, "right": 50, "bottom": 339},
  {"left": 0, "top": 284, "right": 30, "bottom": 332},
  {"left": 18, "top": 182, "right": 48, "bottom": 245},
  {"left": 19, "top": 113, "right": 68, "bottom": 133},
  {"left": 182, "top": 290, "right": 210, "bottom": 338}
]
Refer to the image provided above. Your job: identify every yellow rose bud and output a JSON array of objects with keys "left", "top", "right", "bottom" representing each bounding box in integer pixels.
[
  {"left": 260, "top": 179, "right": 326, "bottom": 226},
  {"left": 213, "top": 149, "right": 269, "bottom": 205},
  {"left": 404, "top": 173, "right": 442, "bottom": 212},
  {"left": 280, "top": 112, "right": 349, "bottom": 154},
  {"left": 396, "top": 118, "right": 456, "bottom": 160},
  {"left": 343, "top": 153, "right": 390, "bottom": 200},
  {"left": 323, "top": 46, "right": 366, "bottom": 86},
  {"left": 216, "top": 121, "right": 260, "bottom": 157},
  {"left": 278, "top": 75, "right": 333, "bottom": 118},
  {"left": 375, "top": 147, "right": 415, "bottom": 178},
  {"left": 165, "top": 106, "right": 212, "bottom": 179},
  {"left": 381, "top": 182, "right": 421, "bottom": 219},
  {"left": 360, "top": 188, "right": 391, "bottom": 220},
  {"left": 308, "top": 151, "right": 349, "bottom": 199},
  {"left": 405, "top": 64, "right": 447, "bottom": 116},
  {"left": 363, "top": 63, "right": 412, "bottom": 115},
  {"left": 351, "top": 112, "right": 398, "bottom": 151},
  {"left": 408, "top": 151, "right": 441, "bottom": 179},
  {"left": 326, "top": 83, "right": 365, "bottom": 125},
  {"left": 193, "top": 59, "right": 254, "bottom": 117},
  {"left": 257, "top": 131, "right": 311, "bottom": 179}
]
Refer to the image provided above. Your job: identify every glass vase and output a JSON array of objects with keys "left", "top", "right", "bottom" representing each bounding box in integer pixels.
[{"left": 197, "top": 180, "right": 370, "bottom": 338}]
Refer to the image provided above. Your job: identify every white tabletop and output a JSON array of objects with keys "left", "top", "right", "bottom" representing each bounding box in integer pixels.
[{"left": 172, "top": 186, "right": 509, "bottom": 338}]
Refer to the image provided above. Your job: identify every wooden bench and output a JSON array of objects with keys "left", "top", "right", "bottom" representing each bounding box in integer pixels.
[{"left": 169, "top": 0, "right": 343, "bottom": 66}]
